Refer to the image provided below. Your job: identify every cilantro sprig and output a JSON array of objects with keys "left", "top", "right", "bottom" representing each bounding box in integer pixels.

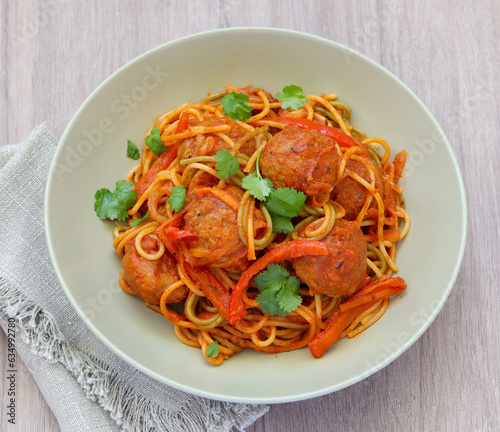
[
  {"left": 241, "top": 153, "right": 275, "bottom": 201},
  {"left": 145, "top": 126, "right": 167, "bottom": 155},
  {"left": 129, "top": 211, "right": 149, "bottom": 227},
  {"left": 276, "top": 85, "right": 307, "bottom": 110},
  {"left": 221, "top": 91, "right": 253, "bottom": 121},
  {"left": 265, "top": 188, "right": 307, "bottom": 234},
  {"left": 167, "top": 186, "right": 187, "bottom": 212},
  {"left": 215, "top": 148, "right": 240, "bottom": 179},
  {"left": 254, "top": 264, "right": 302, "bottom": 317},
  {"left": 206, "top": 341, "right": 220, "bottom": 358},
  {"left": 126, "top": 139, "right": 140, "bottom": 160},
  {"left": 94, "top": 180, "right": 138, "bottom": 221}
]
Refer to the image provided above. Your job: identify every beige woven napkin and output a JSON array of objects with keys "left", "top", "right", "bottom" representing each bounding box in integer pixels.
[{"left": 0, "top": 124, "right": 268, "bottom": 432}]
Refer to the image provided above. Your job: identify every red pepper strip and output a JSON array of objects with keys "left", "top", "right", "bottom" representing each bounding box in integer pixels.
[
  {"left": 175, "top": 112, "right": 191, "bottom": 133},
  {"left": 161, "top": 227, "right": 199, "bottom": 242},
  {"left": 339, "top": 277, "right": 407, "bottom": 312},
  {"left": 308, "top": 277, "right": 406, "bottom": 358},
  {"left": 135, "top": 113, "right": 190, "bottom": 197},
  {"left": 392, "top": 150, "right": 407, "bottom": 184},
  {"left": 228, "top": 240, "right": 328, "bottom": 324},
  {"left": 155, "top": 214, "right": 184, "bottom": 256},
  {"left": 135, "top": 149, "right": 177, "bottom": 196},
  {"left": 262, "top": 116, "right": 358, "bottom": 148},
  {"left": 309, "top": 302, "right": 376, "bottom": 359},
  {"left": 182, "top": 262, "right": 232, "bottom": 322}
]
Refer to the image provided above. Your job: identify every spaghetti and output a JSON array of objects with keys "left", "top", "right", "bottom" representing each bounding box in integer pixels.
[{"left": 112, "top": 85, "right": 410, "bottom": 365}]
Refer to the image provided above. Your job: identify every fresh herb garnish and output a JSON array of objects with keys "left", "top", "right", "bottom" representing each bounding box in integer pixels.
[
  {"left": 94, "top": 180, "right": 138, "bottom": 221},
  {"left": 129, "top": 211, "right": 149, "bottom": 227},
  {"left": 206, "top": 341, "right": 220, "bottom": 358},
  {"left": 214, "top": 148, "right": 240, "bottom": 179},
  {"left": 167, "top": 186, "right": 187, "bottom": 212},
  {"left": 254, "top": 264, "right": 302, "bottom": 317},
  {"left": 241, "top": 153, "right": 275, "bottom": 201},
  {"left": 145, "top": 126, "right": 167, "bottom": 155},
  {"left": 265, "top": 187, "right": 307, "bottom": 234},
  {"left": 126, "top": 139, "right": 140, "bottom": 160},
  {"left": 276, "top": 85, "right": 307, "bottom": 110},
  {"left": 221, "top": 91, "right": 253, "bottom": 121}
]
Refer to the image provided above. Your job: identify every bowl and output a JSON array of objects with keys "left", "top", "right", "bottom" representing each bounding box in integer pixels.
[{"left": 45, "top": 28, "right": 467, "bottom": 403}]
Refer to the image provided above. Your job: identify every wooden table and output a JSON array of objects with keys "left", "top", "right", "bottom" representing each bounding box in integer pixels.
[{"left": 1, "top": 1, "right": 499, "bottom": 431}]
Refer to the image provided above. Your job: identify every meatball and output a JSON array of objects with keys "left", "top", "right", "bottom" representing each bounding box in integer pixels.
[
  {"left": 331, "top": 157, "right": 383, "bottom": 221},
  {"left": 122, "top": 238, "right": 186, "bottom": 305},
  {"left": 291, "top": 219, "right": 367, "bottom": 297},
  {"left": 260, "top": 126, "right": 340, "bottom": 205},
  {"left": 182, "top": 185, "right": 264, "bottom": 271},
  {"left": 177, "top": 116, "right": 257, "bottom": 160}
]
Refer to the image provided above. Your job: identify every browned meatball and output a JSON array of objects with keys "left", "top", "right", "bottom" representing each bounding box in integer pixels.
[
  {"left": 260, "top": 126, "right": 340, "bottom": 205},
  {"left": 291, "top": 219, "right": 367, "bottom": 297},
  {"left": 182, "top": 185, "right": 264, "bottom": 271},
  {"left": 177, "top": 116, "right": 257, "bottom": 160},
  {"left": 122, "top": 238, "right": 186, "bottom": 305},
  {"left": 331, "top": 157, "right": 383, "bottom": 221}
]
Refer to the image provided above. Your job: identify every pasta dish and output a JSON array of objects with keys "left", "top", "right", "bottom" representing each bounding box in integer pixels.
[{"left": 95, "top": 84, "right": 409, "bottom": 365}]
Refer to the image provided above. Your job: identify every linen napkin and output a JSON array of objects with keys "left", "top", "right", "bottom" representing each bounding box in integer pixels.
[{"left": 0, "top": 124, "right": 268, "bottom": 432}]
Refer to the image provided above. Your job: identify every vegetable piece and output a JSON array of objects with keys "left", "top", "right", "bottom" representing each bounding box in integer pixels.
[
  {"left": 135, "top": 147, "right": 178, "bottom": 196},
  {"left": 254, "top": 264, "right": 302, "bottom": 316},
  {"left": 145, "top": 126, "right": 167, "bottom": 155},
  {"left": 264, "top": 116, "right": 358, "bottom": 147},
  {"left": 183, "top": 262, "right": 232, "bottom": 321},
  {"left": 94, "top": 180, "right": 138, "bottom": 221},
  {"left": 276, "top": 85, "right": 307, "bottom": 110},
  {"left": 175, "top": 112, "right": 191, "bottom": 133},
  {"left": 221, "top": 91, "right": 253, "bottom": 121},
  {"left": 339, "top": 277, "right": 407, "bottom": 312},
  {"left": 206, "top": 341, "right": 220, "bottom": 358},
  {"left": 129, "top": 211, "right": 149, "bottom": 227},
  {"left": 167, "top": 186, "right": 186, "bottom": 212},
  {"left": 215, "top": 148, "right": 240, "bottom": 179},
  {"left": 265, "top": 187, "right": 307, "bottom": 233},
  {"left": 308, "top": 302, "right": 373, "bottom": 359},
  {"left": 228, "top": 240, "right": 328, "bottom": 324},
  {"left": 308, "top": 276, "right": 407, "bottom": 358},
  {"left": 126, "top": 140, "right": 140, "bottom": 160},
  {"left": 160, "top": 227, "right": 199, "bottom": 242},
  {"left": 241, "top": 153, "right": 275, "bottom": 201}
]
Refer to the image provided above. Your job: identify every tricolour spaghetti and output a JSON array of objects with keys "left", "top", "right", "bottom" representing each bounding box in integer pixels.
[{"left": 112, "top": 85, "right": 410, "bottom": 365}]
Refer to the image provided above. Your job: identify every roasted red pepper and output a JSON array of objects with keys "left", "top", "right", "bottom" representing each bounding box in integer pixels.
[
  {"left": 263, "top": 116, "right": 358, "bottom": 147},
  {"left": 308, "top": 276, "right": 407, "bottom": 358},
  {"left": 135, "top": 113, "right": 190, "bottom": 197}
]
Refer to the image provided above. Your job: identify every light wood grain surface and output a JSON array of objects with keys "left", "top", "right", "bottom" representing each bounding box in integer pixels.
[{"left": 1, "top": 1, "right": 499, "bottom": 431}]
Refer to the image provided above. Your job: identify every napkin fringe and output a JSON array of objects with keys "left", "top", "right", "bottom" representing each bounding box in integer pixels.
[{"left": 0, "top": 277, "right": 268, "bottom": 431}]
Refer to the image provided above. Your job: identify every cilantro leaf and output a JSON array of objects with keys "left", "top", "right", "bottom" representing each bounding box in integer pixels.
[
  {"left": 266, "top": 188, "right": 307, "bottom": 217},
  {"left": 221, "top": 91, "right": 253, "bottom": 121},
  {"left": 256, "top": 290, "right": 287, "bottom": 317},
  {"left": 126, "top": 139, "right": 140, "bottom": 160},
  {"left": 94, "top": 180, "right": 138, "bottom": 221},
  {"left": 241, "top": 154, "right": 275, "bottom": 201},
  {"left": 206, "top": 341, "right": 220, "bottom": 358},
  {"left": 253, "top": 264, "right": 290, "bottom": 291},
  {"left": 167, "top": 186, "right": 186, "bottom": 212},
  {"left": 145, "top": 127, "right": 166, "bottom": 155},
  {"left": 276, "top": 276, "right": 302, "bottom": 314},
  {"left": 215, "top": 148, "right": 240, "bottom": 179},
  {"left": 269, "top": 213, "right": 294, "bottom": 234},
  {"left": 265, "top": 187, "right": 307, "bottom": 233},
  {"left": 276, "top": 85, "right": 307, "bottom": 110},
  {"left": 130, "top": 211, "right": 149, "bottom": 227},
  {"left": 254, "top": 264, "right": 302, "bottom": 317}
]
